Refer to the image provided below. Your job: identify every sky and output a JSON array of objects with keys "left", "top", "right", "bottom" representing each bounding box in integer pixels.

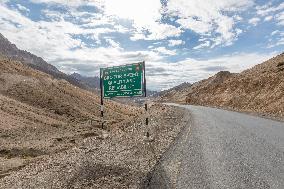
[{"left": 0, "top": 0, "right": 283, "bottom": 90}]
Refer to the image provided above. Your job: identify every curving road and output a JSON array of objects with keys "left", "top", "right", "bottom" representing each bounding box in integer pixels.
[{"left": 146, "top": 105, "right": 284, "bottom": 189}]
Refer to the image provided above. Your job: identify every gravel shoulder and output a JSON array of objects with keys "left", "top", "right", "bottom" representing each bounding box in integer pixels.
[{"left": 0, "top": 103, "right": 188, "bottom": 188}]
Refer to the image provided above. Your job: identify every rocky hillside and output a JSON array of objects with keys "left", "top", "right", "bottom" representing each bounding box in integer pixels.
[
  {"left": 0, "top": 55, "right": 186, "bottom": 188},
  {"left": 157, "top": 82, "right": 192, "bottom": 103},
  {"left": 0, "top": 33, "right": 85, "bottom": 89},
  {"left": 162, "top": 53, "right": 284, "bottom": 118},
  {"left": 0, "top": 55, "right": 140, "bottom": 178},
  {"left": 0, "top": 56, "right": 135, "bottom": 120},
  {"left": 0, "top": 34, "right": 184, "bottom": 188}
]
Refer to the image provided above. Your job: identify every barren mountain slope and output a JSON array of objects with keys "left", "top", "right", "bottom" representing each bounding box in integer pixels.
[
  {"left": 157, "top": 82, "right": 192, "bottom": 103},
  {"left": 185, "top": 53, "right": 284, "bottom": 117},
  {"left": 0, "top": 33, "right": 86, "bottom": 89},
  {"left": 0, "top": 56, "right": 137, "bottom": 120},
  {"left": 0, "top": 56, "right": 140, "bottom": 178},
  {"left": 0, "top": 56, "right": 187, "bottom": 188}
]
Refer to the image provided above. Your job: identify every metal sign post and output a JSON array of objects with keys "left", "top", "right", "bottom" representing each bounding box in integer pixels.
[
  {"left": 142, "top": 61, "right": 150, "bottom": 138},
  {"left": 100, "top": 68, "right": 104, "bottom": 129}
]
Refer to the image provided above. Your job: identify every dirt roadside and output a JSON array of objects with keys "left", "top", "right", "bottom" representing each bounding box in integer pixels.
[{"left": 0, "top": 103, "right": 188, "bottom": 188}]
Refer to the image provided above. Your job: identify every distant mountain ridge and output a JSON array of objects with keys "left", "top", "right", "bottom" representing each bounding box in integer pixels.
[
  {"left": 0, "top": 33, "right": 86, "bottom": 89},
  {"left": 0, "top": 34, "right": 59, "bottom": 72},
  {"left": 0, "top": 33, "right": 155, "bottom": 97},
  {"left": 156, "top": 82, "right": 192, "bottom": 102},
  {"left": 70, "top": 72, "right": 100, "bottom": 90}
]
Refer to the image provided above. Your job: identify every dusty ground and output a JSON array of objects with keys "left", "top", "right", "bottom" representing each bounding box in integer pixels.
[{"left": 0, "top": 103, "right": 187, "bottom": 188}]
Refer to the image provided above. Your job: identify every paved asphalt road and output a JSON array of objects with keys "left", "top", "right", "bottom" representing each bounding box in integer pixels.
[{"left": 146, "top": 105, "right": 284, "bottom": 189}]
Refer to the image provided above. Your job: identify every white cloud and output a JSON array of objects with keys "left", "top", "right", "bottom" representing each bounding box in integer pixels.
[
  {"left": 267, "top": 30, "right": 284, "bottom": 48},
  {"left": 267, "top": 38, "right": 284, "bottom": 48},
  {"left": 166, "top": 0, "right": 254, "bottom": 47},
  {"left": 149, "top": 52, "right": 277, "bottom": 90},
  {"left": 30, "top": 0, "right": 101, "bottom": 8},
  {"left": 256, "top": 2, "right": 284, "bottom": 26},
  {"left": 276, "top": 12, "right": 284, "bottom": 26},
  {"left": 176, "top": 17, "right": 212, "bottom": 34},
  {"left": 16, "top": 4, "right": 30, "bottom": 15},
  {"left": 153, "top": 47, "right": 176, "bottom": 56},
  {"left": 26, "top": 0, "right": 254, "bottom": 48},
  {"left": 233, "top": 15, "right": 243, "bottom": 21},
  {"left": 32, "top": 0, "right": 182, "bottom": 40},
  {"left": 130, "top": 23, "right": 182, "bottom": 41},
  {"left": 248, "top": 17, "right": 261, "bottom": 26},
  {"left": 0, "top": 2, "right": 140, "bottom": 58},
  {"left": 215, "top": 16, "right": 236, "bottom": 46},
  {"left": 256, "top": 2, "right": 284, "bottom": 16},
  {"left": 146, "top": 24, "right": 182, "bottom": 40},
  {"left": 168, "top": 39, "right": 184, "bottom": 47},
  {"left": 193, "top": 41, "right": 210, "bottom": 50},
  {"left": 264, "top": 15, "right": 273, "bottom": 22},
  {"left": 105, "top": 38, "right": 122, "bottom": 49},
  {"left": 235, "top": 28, "right": 243, "bottom": 35},
  {"left": 271, "top": 30, "right": 279, "bottom": 36},
  {"left": 101, "top": 0, "right": 182, "bottom": 41},
  {"left": 91, "top": 27, "right": 117, "bottom": 43},
  {"left": 104, "top": 0, "right": 161, "bottom": 29},
  {"left": 0, "top": 0, "right": 9, "bottom": 5},
  {"left": 130, "top": 32, "right": 146, "bottom": 41},
  {"left": 0, "top": 3, "right": 159, "bottom": 70}
]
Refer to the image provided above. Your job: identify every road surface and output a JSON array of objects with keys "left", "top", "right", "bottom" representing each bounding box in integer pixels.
[{"left": 146, "top": 105, "right": 284, "bottom": 189}]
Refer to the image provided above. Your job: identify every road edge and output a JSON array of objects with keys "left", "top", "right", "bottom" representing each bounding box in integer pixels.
[{"left": 140, "top": 105, "right": 192, "bottom": 189}]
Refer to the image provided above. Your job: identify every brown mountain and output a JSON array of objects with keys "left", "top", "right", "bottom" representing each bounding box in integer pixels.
[
  {"left": 156, "top": 82, "right": 192, "bottom": 102},
  {"left": 0, "top": 33, "right": 86, "bottom": 89},
  {"left": 0, "top": 54, "right": 138, "bottom": 178},
  {"left": 70, "top": 72, "right": 100, "bottom": 90},
  {"left": 162, "top": 53, "right": 284, "bottom": 118}
]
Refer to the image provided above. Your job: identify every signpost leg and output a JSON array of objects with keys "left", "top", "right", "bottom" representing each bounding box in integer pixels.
[
  {"left": 101, "top": 102, "right": 104, "bottom": 129},
  {"left": 145, "top": 103, "right": 149, "bottom": 138},
  {"left": 100, "top": 69, "right": 104, "bottom": 129},
  {"left": 143, "top": 61, "right": 149, "bottom": 138}
]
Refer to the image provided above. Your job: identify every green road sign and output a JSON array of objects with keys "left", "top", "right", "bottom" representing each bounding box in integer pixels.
[{"left": 100, "top": 62, "right": 145, "bottom": 98}]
